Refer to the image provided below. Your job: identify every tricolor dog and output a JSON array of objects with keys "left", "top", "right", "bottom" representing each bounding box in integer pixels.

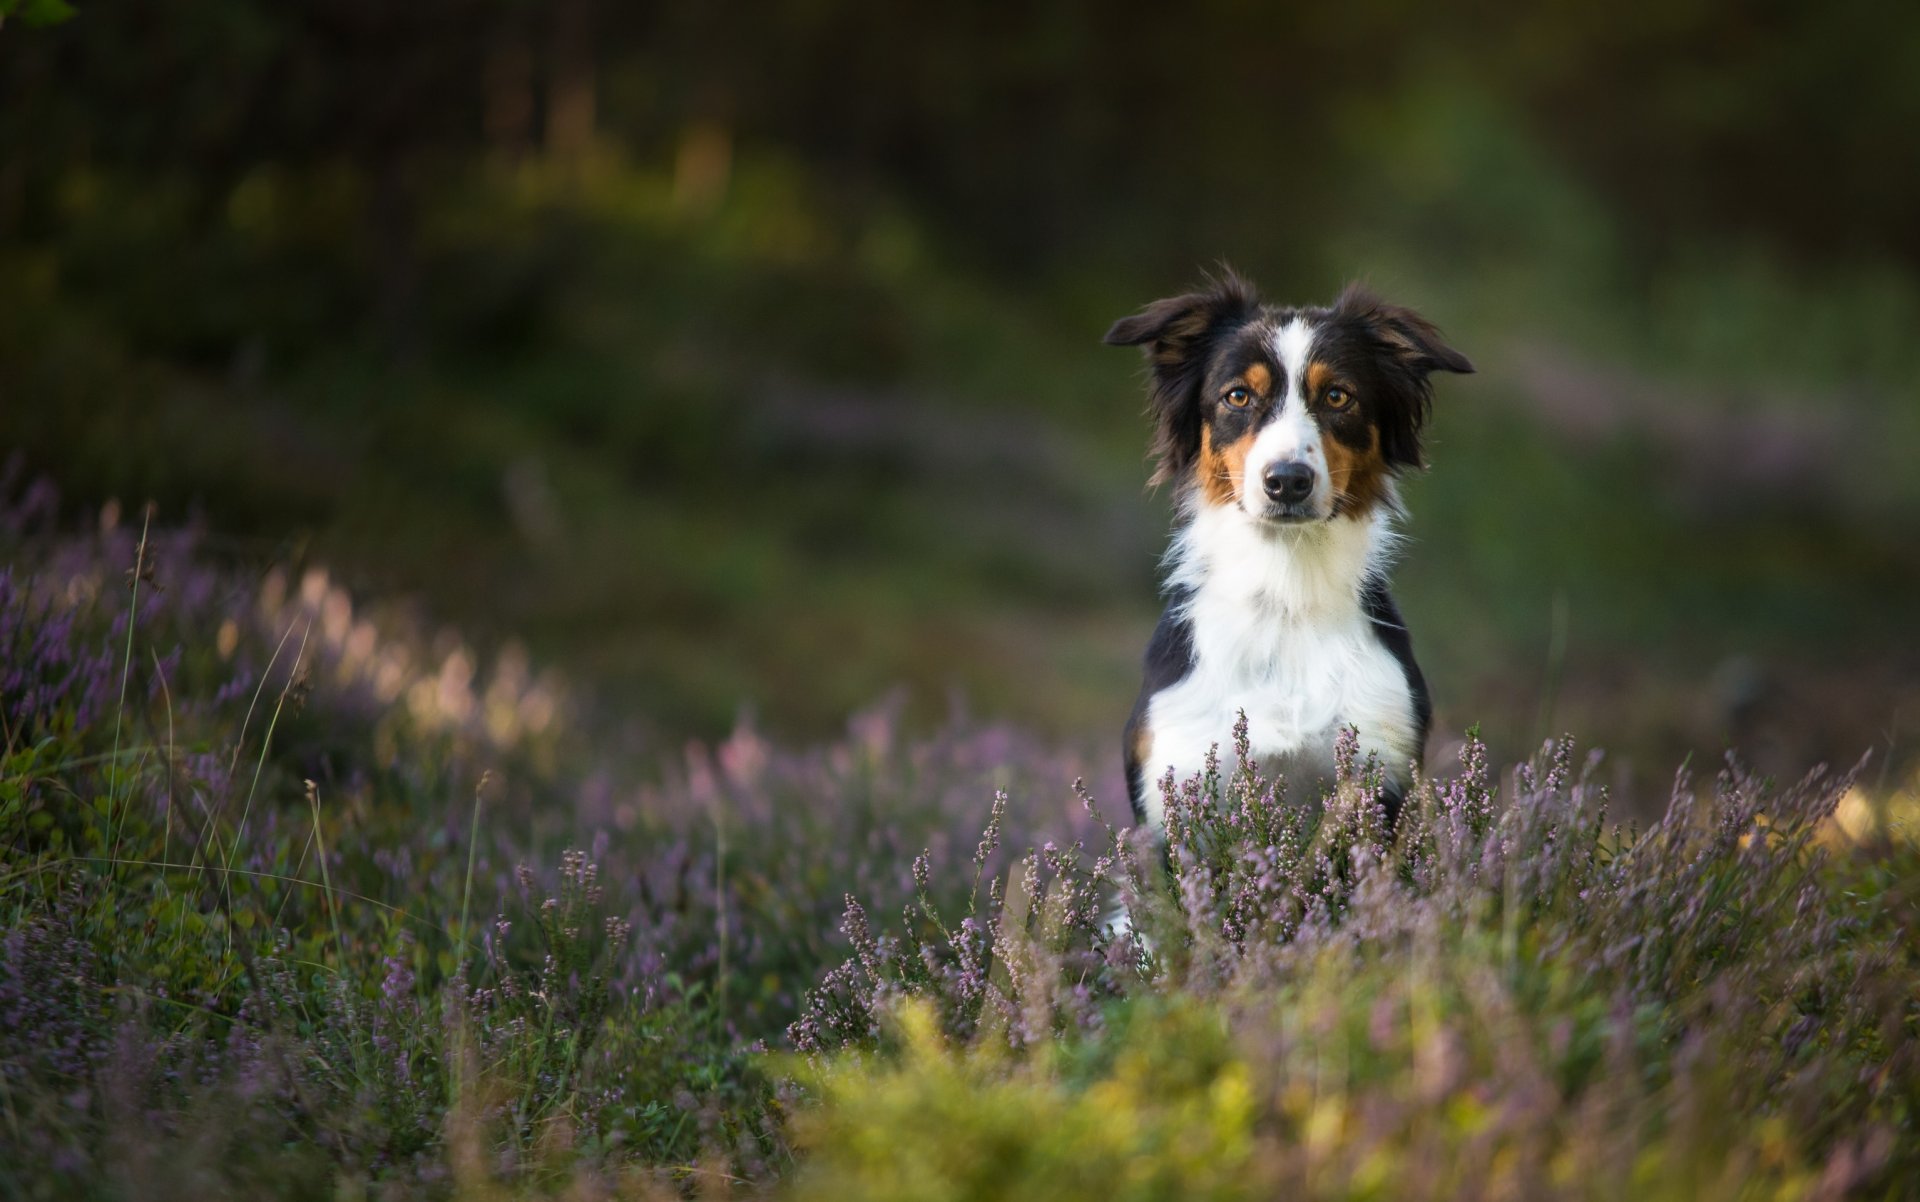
[{"left": 1107, "top": 273, "right": 1473, "bottom": 832}]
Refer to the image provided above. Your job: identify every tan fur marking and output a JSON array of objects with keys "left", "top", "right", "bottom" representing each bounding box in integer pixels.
[
  {"left": 1323, "top": 423, "right": 1391, "bottom": 517},
  {"left": 1197, "top": 424, "right": 1257, "bottom": 507},
  {"left": 1304, "top": 361, "right": 1335, "bottom": 399},
  {"left": 1128, "top": 719, "right": 1152, "bottom": 767},
  {"left": 1242, "top": 363, "right": 1272, "bottom": 397}
]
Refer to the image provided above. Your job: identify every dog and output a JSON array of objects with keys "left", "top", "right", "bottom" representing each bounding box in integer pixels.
[{"left": 1107, "top": 272, "right": 1473, "bottom": 833}]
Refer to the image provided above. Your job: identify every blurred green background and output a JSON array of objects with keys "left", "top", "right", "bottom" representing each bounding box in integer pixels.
[{"left": 4, "top": 0, "right": 1918, "bottom": 799}]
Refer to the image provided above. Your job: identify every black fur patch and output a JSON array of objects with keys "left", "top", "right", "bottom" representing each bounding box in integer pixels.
[
  {"left": 1122, "top": 590, "right": 1196, "bottom": 825},
  {"left": 1360, "top": 577, "right": 1431, "bottom": 829}
]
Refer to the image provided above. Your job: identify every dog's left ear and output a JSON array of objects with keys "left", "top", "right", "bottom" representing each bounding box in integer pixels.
[
  {"left": 1335, "top": 284, "right": 1474, "bottom": 377},
  {"left": 1334, "top": 284, "right": 1471, "bottom": 469}
]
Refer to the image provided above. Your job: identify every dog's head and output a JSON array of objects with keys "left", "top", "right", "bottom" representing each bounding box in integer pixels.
[{"left": 1106, "top": 272, "right": 1472, "bottom": 524}]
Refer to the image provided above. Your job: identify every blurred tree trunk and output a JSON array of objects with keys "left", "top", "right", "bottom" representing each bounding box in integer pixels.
[
  {"left": 546, "top": 0, "right": 595, "bottom": 165},
  {"left": 672, "top": 122, "right": 732, "bottom": 214},
  {"left": 485, "top": 37, "right": 536, "bottom": 160},
  {"left": 371, "top": 155, "right": 420, "bottom": 364},
  {"left": 0, "top": 159, "right": 21, "bottom": 239}
]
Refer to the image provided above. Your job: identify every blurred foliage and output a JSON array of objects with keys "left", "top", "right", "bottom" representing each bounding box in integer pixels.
[
  {"left": 7, "top": 0, "right": 1919, "bottom": 270},
  {"left": 0, "top": 0, "right": 72, "bottom": 28},
  {"left": 2, "top": 0, "right": 1918, "bottom": 791}
]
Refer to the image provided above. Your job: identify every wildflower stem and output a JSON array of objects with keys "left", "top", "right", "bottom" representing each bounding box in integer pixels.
[
  {"left": 193, "top": 613, "right": 299, "bottom": 883},
  {"left": 106, "top": 506, "right": 151, "bottom": 874},
  {"left": 221, "top": 618, "right": 312, "bottom": 925},
  {"left": 150, "top": 647, "right": 176, "bottom": 876},
  {"left": 715, "top": 784, "right": 729, "bottom": 1025},
  {"left": 458, "top": 772, "right": 488, "bottom": 965},
  {"left": 305, "top": 779, "right": 350, "bottom": 971}
]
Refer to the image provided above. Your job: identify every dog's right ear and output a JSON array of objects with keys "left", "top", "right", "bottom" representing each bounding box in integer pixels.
[
  {"left": 1105, "top": 272, "right": 1260, "bottom": 486},
  {"left": 1103, "top": 271, "right": 1261, "bottom": 357}
]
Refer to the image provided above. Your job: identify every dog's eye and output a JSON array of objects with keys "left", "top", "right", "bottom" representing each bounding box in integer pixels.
[
  {"left": 1324, "top": 386, "right": 1354, "bottom": 410},
  {"left": 1224, "top": 386, "right": 1253, "bottom": 408}
]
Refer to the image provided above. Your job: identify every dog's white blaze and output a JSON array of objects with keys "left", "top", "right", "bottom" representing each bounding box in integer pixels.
[
  {"left": 1136, "top": 499, "right": 1420, "bottom": 831},
  {"left": 1270, "top": 316, "right": 1316, "bottom": 385},
  {"left": 1245, "top": 317, "right": 1329, "bottom": 517}
]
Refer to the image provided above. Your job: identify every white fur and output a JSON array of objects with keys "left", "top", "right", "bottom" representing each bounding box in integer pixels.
[
  {"left": 1244, "top": 316, "right": 1331, "bottom": 517},
  {"left": 1135, "top": 497, "right": 1420, "bottom": 831},
  {"left": 1269, "top": 316, "right": 1316, "bottom": 387}
]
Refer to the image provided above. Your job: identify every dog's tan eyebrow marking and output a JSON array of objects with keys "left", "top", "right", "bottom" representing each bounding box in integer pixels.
[
  {"left": 1304, "top": 361, "right": 1336, "bottom": 398},
  {"left": 1241, "top": 362, "right": 1272, "bottom": 396}
]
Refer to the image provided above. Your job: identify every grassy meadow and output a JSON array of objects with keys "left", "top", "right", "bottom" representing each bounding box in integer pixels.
[{"left": 3, "top": 483, "right": 1918, "bottom": 1199}]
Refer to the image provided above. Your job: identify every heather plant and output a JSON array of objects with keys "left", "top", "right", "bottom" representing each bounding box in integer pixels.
[
  {"left": 787, "top": 782, "right": 1132, "bottom": 1053},
  {"left": 786, "top": 719, "right": 1920, "bottom": 1199},
  {"left": 2, "top": 472, "right": 1916, "bottom": 1199},
  {"left": 0, "top": 483, "right": 732, "bottom": 1192},
  {"left": 0, "top": 476, "right": 1097, "bottom": 1193}
]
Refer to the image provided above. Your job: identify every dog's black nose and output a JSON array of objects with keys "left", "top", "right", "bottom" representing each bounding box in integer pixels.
[{"left": 1262, "top": 461, "right": 1315, "bottom": 504}]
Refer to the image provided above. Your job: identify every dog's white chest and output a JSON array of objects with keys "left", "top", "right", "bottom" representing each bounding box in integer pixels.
[
  {"left": 1136, "top": 508, "right": 1421, "bottom": 829},
  {"left": 1142, "top": 618, "right": 1415, "bottom": 801}
]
